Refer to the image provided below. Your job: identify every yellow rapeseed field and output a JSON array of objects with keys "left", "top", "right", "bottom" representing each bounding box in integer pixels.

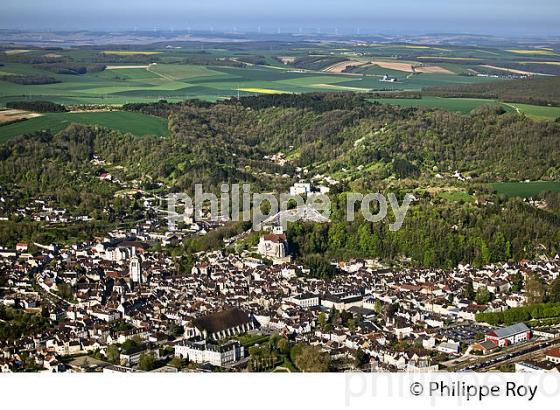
[
  {"left": 103, "top": 51, "right": 161, "bottom": 55},
  {"left": 506, "top": 49, "right": 558, "bottom": 56},
  {"left": 238, "top": 88, "right": 287, "bottom": 94}
]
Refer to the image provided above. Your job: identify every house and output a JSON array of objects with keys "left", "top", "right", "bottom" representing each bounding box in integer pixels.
[
  {"left": 471, "top": 340, "right": 499, "bottom": 355},
  {"left": 545, "top": 347, "right": 560, "bottom": 364},
  {"left": 485, "top": 323, "right": 531, "bottom": 347},
  {"left": 437, "top": 341, "right": 460, "bottom": 354},
  {"left": 289, "top": 182, "right": 312, "bottom": 196},
  {"left": 515, "top": 360, "right": 559, "bottom": 373},
  {"left": 15, "top": 243, "right": 28, "bottom": 252},
  {"left": 380, "top": 74, "right": 397, "bottom": 83}
]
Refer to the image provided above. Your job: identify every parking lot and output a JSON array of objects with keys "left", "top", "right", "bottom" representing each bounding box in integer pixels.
[{"left": 441, "top": 324, "right": 489, "bottom": 344}]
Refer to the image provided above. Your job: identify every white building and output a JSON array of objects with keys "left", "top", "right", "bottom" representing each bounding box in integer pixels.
[
  {"left": 437, "top": 341, "right": 460, "bottom": 354},
  {"left": 174, "top": 340, "right": 244, "bottom": 367},
  {"left": 289, "top": 182, "right": 312, "bottom": 196},
  {"left": 290, "top": 293, "right": 320, "bottom": 308}
]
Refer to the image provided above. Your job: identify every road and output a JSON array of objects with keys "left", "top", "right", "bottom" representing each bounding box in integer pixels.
[{"left": 30, "top": 264, "right": 71, "bottom": 311}]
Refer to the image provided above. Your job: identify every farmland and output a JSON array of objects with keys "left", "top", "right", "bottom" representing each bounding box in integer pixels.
[
  {"left": 490, "top": 181, "right": 560, "bottom": 197},
  {"left": 1, "top": 38, "right": 560, "bottom": 142},
  {"left": 368, "top": 96, "right": 513, "bottom": 113},
  {"left": 1, "top": 41, "right": 543, "bottom": 106},
  {"left": 0, "top": 111, "right": 169, "bottom": 143},
  {"left": 0, "top": 59, "right": 503, "bottom": 105},
  {"left": 367, "top": 96, "right": 560, "bottom": 119},
  {"left": 501, "top": 102, "right": 560, "bottom": 120}
]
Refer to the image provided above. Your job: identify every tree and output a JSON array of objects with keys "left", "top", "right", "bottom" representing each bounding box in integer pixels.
[
  {"left": 462, "top": 281, "right": 475, "bottom": 300},
  {"left": 138, "top": 352, "right": 156, "bottom": 371},
  {"left": 106, "top": 345, "right": 120, "bottom": 364},
  {"left": 525, "top": 273, "right": 546, "bottom": 305},
  {"left": 475, "top": 286, "right": 490, "bottom": 304},
  {"left": 374, "top": 299, "right": 382, "bottom": 314},
  {"left": 347, "top": 319, "right": 357, "bottom": 333},
  {"left": 354, "top": 348, "right": 369, "bottom": 368},
  {"left": 550, "top": 277, "right": 560, "bottom": 303},
  {"left": 291, "top": 344, "right": 330, "bottom": 372},
  {"left": 168, "top": 322, "right": 184, "bottom": 337},
  {"left": 276, "top": 338, "right": 290, "bottom": 355},
  {"left": 384, "top": 303, "right": 399, "bottom": 318},
  {"left": 318, "top": 312, "right": 327, "bottom": 330},
  {"left": 168, "top": 356, "right": 184, "bottom": 370},
  {"left": 511, "top": 272, "right": 524, "bottom": 293}
]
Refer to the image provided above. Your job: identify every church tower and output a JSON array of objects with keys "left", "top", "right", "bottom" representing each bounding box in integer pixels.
[{"left": 129, "top": 247, "right": 142, "bottom": 284}]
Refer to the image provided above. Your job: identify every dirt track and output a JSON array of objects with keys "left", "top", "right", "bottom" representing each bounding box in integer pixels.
[
  {"left": 323, "top": 60, "right": 368, "bottom": 73},
  {"left": 480, "top": 65, "right": 537, "bottom": 76}
]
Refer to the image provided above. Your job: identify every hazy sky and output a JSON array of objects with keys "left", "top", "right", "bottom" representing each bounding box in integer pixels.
[{"left": 1, "top": 0, "right": 559, "bottom": 36}]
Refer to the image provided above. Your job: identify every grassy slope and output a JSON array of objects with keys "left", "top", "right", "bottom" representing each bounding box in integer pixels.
[
  {"left": 0, "top": 111, "right": 169, "bottom": 143},
  {"left": 490, "top": 181, "right": 560, "bottom": 197},
  {"left": 369, "top": 97, "right": 512, "bottom": 113}
]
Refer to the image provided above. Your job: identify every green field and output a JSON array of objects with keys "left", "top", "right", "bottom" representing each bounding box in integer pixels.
[
  {"left": 437, "top": 191, "right": 475, "bottom": 202},
  {"left": 0, "top": 111, "right": 169, "bottom": 142},
  {"left": 501, "top": 102, "right": 560, "bottom": 120},
  {"left": 490, "top": 181, "right": 560, "bottom": 197},
  {"left": 1, "top": 43, "right": 559, "bottom": 128},
  {"left": 369, "top": 96, "right": 513, "bottom": 113},
  {"left": 368, "top": 96, "right": 560, "bottom": 119},
  {"left": 0, "top": 54, "right": 504, "bottom": 105}
]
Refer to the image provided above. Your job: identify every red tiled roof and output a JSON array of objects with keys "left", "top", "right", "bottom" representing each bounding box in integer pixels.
[
  {"left": 263, "top": 233, "right": 286, "bottom": 243},
  {"left": 546, "top": 347, "right": 560, "bottom": 358}
]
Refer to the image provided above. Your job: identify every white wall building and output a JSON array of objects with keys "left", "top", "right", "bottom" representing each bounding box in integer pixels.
[{"left": 174, "top": 340, "right": 244, "bottom": 367}]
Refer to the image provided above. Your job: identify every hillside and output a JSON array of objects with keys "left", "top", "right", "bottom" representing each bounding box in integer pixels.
[{"left": 1, "top": 94, "right": 560, "bottom": 268}]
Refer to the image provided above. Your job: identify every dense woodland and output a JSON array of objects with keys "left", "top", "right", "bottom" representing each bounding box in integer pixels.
[
  {"left": 5, "top": 101, "right": 68, "bottom": 112},
  {"left": 0, "top": 74, "right": 60, "bottom": 85},
  {"left": 1, "top": 93, "right": 559, "bottom": 267}
]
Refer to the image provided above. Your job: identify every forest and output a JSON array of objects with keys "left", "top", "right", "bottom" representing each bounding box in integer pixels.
[
  {"left": 5, "top": 101, "right": 68, "bottom": 112},
  {"left": 1, "top": 93, "right": 559, "bottom": 267}
]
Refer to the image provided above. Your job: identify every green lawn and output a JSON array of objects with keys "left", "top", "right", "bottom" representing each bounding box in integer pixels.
[
  {"left": 0, "top": 111, "right": 169, "bottom": 142},
  {"left": 490, "top": 181, "right": 560, "bottom": 197}
]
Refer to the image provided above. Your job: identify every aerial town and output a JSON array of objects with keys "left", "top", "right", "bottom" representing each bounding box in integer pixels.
[{"left": 1, "top": 180, "right": 559, "bottom": 374}]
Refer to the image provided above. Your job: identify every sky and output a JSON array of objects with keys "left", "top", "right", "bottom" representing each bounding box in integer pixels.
[{"left": 1, "top": 0, "right": 559, "bottom": 36}]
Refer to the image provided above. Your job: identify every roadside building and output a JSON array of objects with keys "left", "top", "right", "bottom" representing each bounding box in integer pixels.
[{"left": 485, "top": 323, "right": 531, "bottom": 347}]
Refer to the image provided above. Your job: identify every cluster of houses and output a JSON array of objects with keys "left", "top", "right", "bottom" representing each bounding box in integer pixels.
[
  {"left": 1, "top": 154, "right": 560, "bottom": 372},
  {"left": 1, "top": 217, "right": 559, "bottom": 373}
]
